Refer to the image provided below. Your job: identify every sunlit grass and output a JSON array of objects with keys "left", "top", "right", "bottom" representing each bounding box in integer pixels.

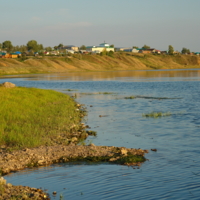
[{"left": 0, "top": 87, "right": 82, "bottom": 149}]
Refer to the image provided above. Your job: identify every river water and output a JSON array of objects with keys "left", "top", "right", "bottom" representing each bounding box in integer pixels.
[{"left": 1, "top": 69, "right": 200, "bottom": 200}]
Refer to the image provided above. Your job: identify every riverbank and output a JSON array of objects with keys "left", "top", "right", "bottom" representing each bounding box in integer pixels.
[
  {"left": 0, "top": 53, "right": 200, "bottom": 75},
  {"left": 0, "top": 144, "right": 148, "bottom": 199},
  {"left": 0, "top": 83, "right": 148, "bottom": 199}
]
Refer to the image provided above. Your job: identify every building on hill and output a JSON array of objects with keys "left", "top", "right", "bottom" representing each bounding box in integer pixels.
[
  {"left": 124, "top": 48, "right": 139, "bottom": 53},
  {"left": 138, "top": 48, "right": 161, "bottom": 54},
  {"left": 115, "top": 47, "right": 139, "bottom": 53},
  {"left": 0, "top": 52, "right": 18, "bottom": 58},
  {"left": 115, "top": 47, "right": 130, "bottom": 51},
  {"left": 59, "top": 45, "right": 79, "bottom": 52},
  {"left": 15, "top": 51, "right": 21, "bottom": 56},
  {"left": 86, "top": 42, "right": 114, "bottom": 53}
]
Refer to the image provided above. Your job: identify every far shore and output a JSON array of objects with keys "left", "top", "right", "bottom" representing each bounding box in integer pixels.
[{"left": 0, "top": 53, "right": 200, "bottom": 76}]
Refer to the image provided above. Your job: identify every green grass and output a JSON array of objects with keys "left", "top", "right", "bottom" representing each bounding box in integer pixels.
[
  {"left": 142, "top": 112, "right": 172, "bottom": 118},
  {"left": 0, "top": 87, "right": 83, "bottom": 149}
]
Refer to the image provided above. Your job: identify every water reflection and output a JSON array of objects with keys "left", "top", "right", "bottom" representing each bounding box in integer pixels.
[
  {"left": 2, "top": 69, "right": 200, "bottom": 200},
  {"left": 1, "top": 68, "right": 200, "bottom": 82}
]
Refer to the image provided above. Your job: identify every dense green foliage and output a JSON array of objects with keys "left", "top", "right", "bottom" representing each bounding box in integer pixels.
[
  {"left": 181, "top": 47, "right": 190, "bottom": 54},
  {"left": 27, "top": 40, "right": 43, "bottom": 52},
  {"left": 168, "top": 45, "right": 174, "bottom": 55},
  {"left": 142, "top": 44, "right": 150, "bottom": 49},
  {"left": 80, "top": 45, "right": 86, "bottom": 50},
  {"left": 0, "top": 87, "right": 82, "bottom": 149},
  {"left": 2, "top": 41, "right": 13, "bottom": 52}
]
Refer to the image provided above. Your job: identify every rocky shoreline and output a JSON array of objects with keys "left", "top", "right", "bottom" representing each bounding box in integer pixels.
[
  {"left": 0, "top": 82, "right": 148, "bottom": 199},
  {"left": 0, "top": 144, "right": 148, "bottom": 199}
]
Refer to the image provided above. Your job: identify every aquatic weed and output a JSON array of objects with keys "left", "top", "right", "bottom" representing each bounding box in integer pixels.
[
  {"left": 63, "top": 89, "right": 78, "bottom": 91},
  {"left": 142, "top": 112, "right": 172, "bottom": 118},
  {"left": 124, "top": 96, "right": 135, "bottom": 99},
  {"left": 86, "top": 130, "right": 97, "bottom": 136},
  {"left": 60, "top": 194, "right": 64, "bottom": 200}
]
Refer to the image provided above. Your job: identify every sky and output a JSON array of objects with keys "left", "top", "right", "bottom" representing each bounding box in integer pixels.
[{"left": 1, "top": 0, "right": 200, "bottom": 51}]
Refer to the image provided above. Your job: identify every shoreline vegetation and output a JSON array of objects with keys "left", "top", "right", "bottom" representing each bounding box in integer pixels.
[
  {"left": 0, "top": 83, "right": 148, "bottom": 199},
  {"left": 0, "top": 53, "right": 200, "bottom": 75}
]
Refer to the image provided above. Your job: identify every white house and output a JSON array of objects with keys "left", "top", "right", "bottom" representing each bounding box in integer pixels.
[
  {"left": 115, "top": 47, "right": 139, "bottom": 53},
  {"left": 124, "top": 48, "right": 139, "bottom": 53},
  {"left": 86, "top": 43, "right": 114, "bottom": 53}
]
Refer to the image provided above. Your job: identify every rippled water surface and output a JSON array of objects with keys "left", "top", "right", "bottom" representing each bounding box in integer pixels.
[{"left": 2, "top": 69, "right": 200, "bottom": 199}]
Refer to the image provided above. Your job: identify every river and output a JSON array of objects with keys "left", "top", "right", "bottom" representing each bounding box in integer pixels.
[{"left": 1, "top": 69, "right": 200, "bottom": 200}]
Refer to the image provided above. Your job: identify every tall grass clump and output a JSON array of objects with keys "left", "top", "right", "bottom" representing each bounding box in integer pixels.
[{"left": 0, "top": 87, "right": 83, "bottom": 149}]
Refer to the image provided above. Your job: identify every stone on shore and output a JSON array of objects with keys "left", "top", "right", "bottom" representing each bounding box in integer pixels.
[{"left": 0, "top": 82, "right": 16, "bottom": 88}]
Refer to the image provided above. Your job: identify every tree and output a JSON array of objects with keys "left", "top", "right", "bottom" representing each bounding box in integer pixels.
[
  {"left": 110, "top": 44, "right": 114, "bottom": 48},
  {"left": 142, "top": 44, "right": 150, "bottom": 49},
  {"left": 19, "top": 45, "right": 28, "bottom": 52},
  {"left": 27, "top": 40, "right": 43, "bottom": 52},
  {"left": 80, "top": 45, "right": 86, "bottom": 50},
  {"left": 13, "top": 45, "right": 20, "bottom": 51},
  {"left": 2, "top": 40, "right": 13, "bottom": 52},
  {"left": 27, "top": 40, "right": 39, "bottom": 52},
  {"left": 168, "top": 45, "right": 174, "bottom": 55},
  {"left": 100, "top": 48, "right": 107, "bottom": 56},
  {"left": 58, "top": 43, "right": 63, "bottom": 49},
  {"left": 38, "top": 44, "right": 43, "bottom": 51},
  {"left": 132, "top": 46, "right": 139, "bottom": 49},
  {"left": 0, "top": 43, "right": 2, "bottom": 50},
  {"left": 108, "top": 50, "right": 114, "bottom": 57},
  {"left": 54, "top": 46, "right": 58, "bottom": 50},
  {"left": 45, "top": 47, "right": 52, "bottom": 52},
  {"left": 181, "top": 47, "right": 190, "bottom": 54}
]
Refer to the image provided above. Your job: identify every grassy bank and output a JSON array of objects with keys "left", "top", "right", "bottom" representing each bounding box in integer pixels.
[
  {"left": 0, "top": 86, "right": 84, "bottom": 150},
  {"left": 0, "top": 53, "right": 200, "bottom": 75}
]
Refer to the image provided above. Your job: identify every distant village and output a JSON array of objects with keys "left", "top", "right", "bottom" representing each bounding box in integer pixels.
[{"left": 0, "top": 40, "right": 200, "bottom": 58}]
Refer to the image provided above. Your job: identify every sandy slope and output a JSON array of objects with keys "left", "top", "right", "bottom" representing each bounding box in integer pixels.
[{"left": 0, "top": 54, "right": 200, "bottom": 75}]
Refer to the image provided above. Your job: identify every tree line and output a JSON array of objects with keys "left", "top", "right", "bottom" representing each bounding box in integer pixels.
[
  {"left": 0, "top": 40, "right": 64, "bottom": 53},
  {"left": 0, "top": 40, "right": 192, "bottom": 55}
]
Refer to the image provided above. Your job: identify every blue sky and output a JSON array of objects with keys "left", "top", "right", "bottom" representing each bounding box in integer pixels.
[{"left": 1, "top": 0, "right": 200, "bottom": 51}]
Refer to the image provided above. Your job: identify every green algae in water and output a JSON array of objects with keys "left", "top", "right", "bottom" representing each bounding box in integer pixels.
[
  {"left": 115, "top": 155, "right": 146, "bottom": 164},
  {"left": 62, "top": 89, "right": 78, "bottom": 91},
  {"left": 142, "top": 112, "right": 172, "bottom": 118},
  {"left": 124, "top": 95, "right": 182, "bottom": 100},
  {"left": 124, "top": 96, "right": 135, "bottom": 99},
  {"left": 81, "top": 92, "right": 117, "bottom": 95},
  {"left": 62, "top": 155, "right": 146, "bottom": 165}
]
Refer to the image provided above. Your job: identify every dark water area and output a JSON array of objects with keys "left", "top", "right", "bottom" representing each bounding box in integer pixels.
[{"left": 1, "top": 69, "right": 200, "bottom": 199}]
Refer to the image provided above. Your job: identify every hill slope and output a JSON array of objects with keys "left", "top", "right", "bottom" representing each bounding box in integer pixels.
[{"left": 0, "top": 53, "right": 200, "bottom": 75}]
